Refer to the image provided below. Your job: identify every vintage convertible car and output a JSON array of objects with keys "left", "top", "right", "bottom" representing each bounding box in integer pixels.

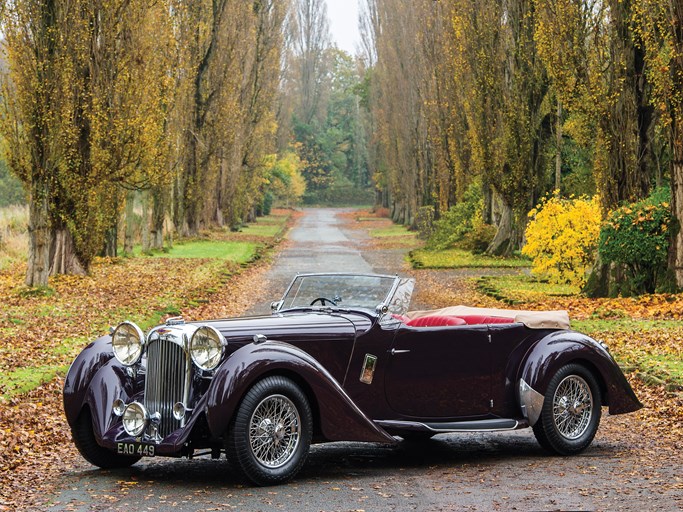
[{"left": 64, "top": 273, "right": 641, "bottom": 485}]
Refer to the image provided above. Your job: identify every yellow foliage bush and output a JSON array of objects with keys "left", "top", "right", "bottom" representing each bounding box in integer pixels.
[{"left": 522, "top": 195, "right": 601, "bottom": 286}]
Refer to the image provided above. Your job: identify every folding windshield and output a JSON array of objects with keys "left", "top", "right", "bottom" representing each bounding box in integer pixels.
[{"left": 279, "top": 274, "right": 413, "bottom": 314}]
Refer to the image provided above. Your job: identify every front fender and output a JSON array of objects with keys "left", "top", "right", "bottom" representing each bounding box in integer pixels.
[
  {"left": 518, "top": 330, "right": 642, "bottom": 419},
  {"left": 63, "top": 335, "right": 116, "bottom": 427},
  {"left": 205, "top": 341, "right": 397, "bottom": 445}
]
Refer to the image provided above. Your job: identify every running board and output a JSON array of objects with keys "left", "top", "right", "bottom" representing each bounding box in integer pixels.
[{"left": 375, "top": 418, "right": 521, "bottom": 433}]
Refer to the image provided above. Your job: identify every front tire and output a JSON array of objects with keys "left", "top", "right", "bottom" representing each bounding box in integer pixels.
[
  {"left": 71, "top": 408, "right": 141, "bottom": 469},
  {"left": 532, "top": 364, "right": 602, "bottom": 455},
  {"left": 226, "top": 376, "right": 313, "bottom": 486}
]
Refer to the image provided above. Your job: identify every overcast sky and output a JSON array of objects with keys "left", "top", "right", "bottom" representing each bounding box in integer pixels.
[{"left": 326, "top": 0, "right": 361, "bottom": 55}]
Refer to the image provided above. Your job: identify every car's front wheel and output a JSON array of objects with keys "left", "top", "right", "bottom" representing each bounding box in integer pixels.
[
  {"left": 532, "top": 363, "right": 602, "bottom": 455},
  {"left": 226, "top": 376, "right": 313, "bottom": 486},
  {"left": 71, "top": 408, "right": 141, "bottom": 468}
]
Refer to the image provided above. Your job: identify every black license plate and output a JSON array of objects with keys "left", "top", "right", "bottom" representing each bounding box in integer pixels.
[{"left": 116, "top": 442, "right": 156, "bottom": 457}]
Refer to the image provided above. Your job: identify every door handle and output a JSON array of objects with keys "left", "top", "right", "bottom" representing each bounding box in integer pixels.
[{"left": 391, "top": 348, "right": 411, "bottom": 355}]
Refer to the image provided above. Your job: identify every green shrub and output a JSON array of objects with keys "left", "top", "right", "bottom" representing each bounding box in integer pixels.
[
  {"left": 260, "top": 191, "right": 273, "bottom": 216},
  {"left": 415, "top": 205, "right": 435, "bottom": 240},
  {"left": 598, "top": 187, "right": 676, "bottom": 294},
  {"left": 461, "top": 217, "right": 497, "bottom": 254},
  {"left": 427, "top": 180, "right": 483, "bottom": 250},
  {"left": 0, "top": 160, "right": 26, "bottom": 207}
]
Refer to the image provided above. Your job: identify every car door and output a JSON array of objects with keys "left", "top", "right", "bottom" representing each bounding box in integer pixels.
[{"left": 384, "top": 325, "right": 491, "bottom": 419}]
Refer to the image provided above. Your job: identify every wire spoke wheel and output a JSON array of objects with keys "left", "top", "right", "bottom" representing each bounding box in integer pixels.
[
  {"left": 552, "top": 375, "right": 593, "bottom": 440},
  {"left": 249, "top": 394, "right": 301, "bottom": 468},
  {"left": 227, "top": 376, "right": 312, "bottom": 486},
  {"left": 533, "top": 364, "right": 602, "bottom": 455}
]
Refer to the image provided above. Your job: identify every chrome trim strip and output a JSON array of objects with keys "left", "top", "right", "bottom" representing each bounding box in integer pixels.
[
  {"left": 519, "top": 378, "right": 545, "bottom": 427},
  {"left": 375, "top": 419, "right": 520, "bottom": 433}
]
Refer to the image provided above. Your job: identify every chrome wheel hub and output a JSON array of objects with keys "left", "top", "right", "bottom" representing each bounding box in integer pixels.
[
  {"left": 249, "top": 394, "right": 301, "bottom": 468},
  {"left": 552, "top": 375, "right": 593, "bottom": 440}
]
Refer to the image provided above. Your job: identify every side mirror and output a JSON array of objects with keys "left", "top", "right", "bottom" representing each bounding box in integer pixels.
[{"left": 270, "top": 300, "right": 283, "bottom": 312}]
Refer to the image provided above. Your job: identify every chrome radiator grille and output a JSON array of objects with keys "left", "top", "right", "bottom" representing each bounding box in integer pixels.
[{"left": 144, "top": 339, "right": 188, "bottom": 438}]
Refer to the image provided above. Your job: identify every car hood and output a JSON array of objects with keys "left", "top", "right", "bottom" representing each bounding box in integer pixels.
[
  {"left": 201, "top": 311, "right": 371, "bottom": 383},
  {"left": 203, "top": 311, "right": 371, "bottom": 342}
]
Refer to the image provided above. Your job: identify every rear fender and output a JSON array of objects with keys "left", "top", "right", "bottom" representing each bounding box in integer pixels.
[
  {"left": 206, "top": 341, "right": 396, "bottom": 444},
  {"left": 518, "top": 330, "right": 642, "bottom": 424}
]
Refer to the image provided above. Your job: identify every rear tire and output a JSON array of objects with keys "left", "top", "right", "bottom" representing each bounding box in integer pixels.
[
  {"left": 532, "top": 364, "right": 602, "bottom": 455},
  {"left": 71, "top": 408, "right": 141, "bottom": 469},
  {"left": 226, "top": 376, "right": 312, "bottom": 486}
]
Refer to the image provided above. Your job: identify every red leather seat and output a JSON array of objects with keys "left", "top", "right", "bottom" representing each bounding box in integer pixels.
[
  {"left": 457, "top": 315, "right": 514, "bottom": 325},
  {"left": 406, "top": 315, "right": 467, "bottom": 327}
]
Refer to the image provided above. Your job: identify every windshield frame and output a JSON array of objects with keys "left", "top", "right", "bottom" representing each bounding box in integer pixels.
[{"left": 275, "top": 273, "right": 409, "bottom": 315}]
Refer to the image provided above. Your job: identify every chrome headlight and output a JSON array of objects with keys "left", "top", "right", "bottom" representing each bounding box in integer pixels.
[
  {"left": 122, "top": 401, "right": 148, "bottom": 437},
  {"left": 190, "top": 326, "right": 225, "bottom": 371},
  {"left": 111, "top": 321, "right": 145, "bottom": 366}
]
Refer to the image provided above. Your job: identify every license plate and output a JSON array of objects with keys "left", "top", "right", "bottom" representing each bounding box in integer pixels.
[{"left": 116, "top": 442, "right": 156, "bottom": 457}]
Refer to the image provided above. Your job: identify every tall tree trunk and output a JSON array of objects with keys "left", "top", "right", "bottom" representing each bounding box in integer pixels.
[
  {"left": 25, "top": 177, "right": 51, "bottom": 287},
  {"left": 487, "top": 191, "right": 516, "bottom": 256},
  {"left": 141, "top": 189, "right": 151, "bottom": 253},
  {"left": 671, "top": 121, "right": 683, "bottom": 287},
  {"left": 124, "top": 190, "right": 136, "bottom": 255},
  {"left": 555, "top": 99, "right": 562, "bottom": 191},
  {"left": 102, "top": 224, "right": 118, "bottom": 257},
  {"left": 49, "top": 226, "right": 86, "bottom": 275},
  {"left": 151, "top": 186, "right": 165, "bottom": 250}
]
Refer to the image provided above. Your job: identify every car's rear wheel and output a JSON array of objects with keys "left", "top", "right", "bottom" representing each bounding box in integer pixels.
[
  {"left": 226, "top": 376, "right": 312, "bottom": 486},
  {"left": 532, "top": 363, "right": 602, "bottom": 455},
  {"left": 71, "top": 408, "right": 141, "bottom": 468}
]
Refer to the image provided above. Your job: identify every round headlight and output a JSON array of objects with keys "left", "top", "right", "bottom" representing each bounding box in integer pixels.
[
  {"left": 122, "top": 401, "right": 148, "bottom": 437},
  {"left": 111, "top": 321, "right": 144, "bottom": 366},
  {"left": 190, "top": 326, "right": 225, "bottom": 371}
]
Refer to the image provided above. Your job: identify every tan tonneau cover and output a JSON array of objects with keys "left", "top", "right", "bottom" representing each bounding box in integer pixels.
[{"left": 405, "top": 305, "right": 570, "bottom": 330}]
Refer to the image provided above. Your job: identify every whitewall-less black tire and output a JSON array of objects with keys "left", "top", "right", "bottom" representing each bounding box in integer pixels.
[
  {"left": 226, "top": 376, "right": 313, "bottom": 486},
  {"left": 532, "top": 363, "right": 602, "bottom": 455},
  {"left": 71, "top": 408, "right": 141, "bottom": 469}
]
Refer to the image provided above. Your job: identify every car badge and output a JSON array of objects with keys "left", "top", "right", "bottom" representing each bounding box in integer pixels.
[{"left": 360, "top": 354, "right": 378, "bottom": 385}]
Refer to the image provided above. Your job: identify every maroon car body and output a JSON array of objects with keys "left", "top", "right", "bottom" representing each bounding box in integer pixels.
[{"left": 63, "top": 273, "right": 641, "bottom": 485}]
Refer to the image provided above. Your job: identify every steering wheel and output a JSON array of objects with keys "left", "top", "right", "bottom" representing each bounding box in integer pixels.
[{"left": 310, "top": 297, "right": 337, "bottom": 306}]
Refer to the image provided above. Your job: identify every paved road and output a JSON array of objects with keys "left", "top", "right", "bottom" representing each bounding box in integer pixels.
[
  {"left": 246, "top": 208, "right": 375, "bottom": 315},
  {"left": 48, "top": 208, "right": 681, "bottom": 512}
]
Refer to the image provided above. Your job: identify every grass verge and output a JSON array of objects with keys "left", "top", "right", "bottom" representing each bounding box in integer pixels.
[
  {"left": 476, "top": 275, "right": 578, "bottom": 304},
  {"left": 139, "top": 240, "right": 258, "bottom": 261},
  {"left": 411, "top": 248, "right": 530, "bottom": 269}
]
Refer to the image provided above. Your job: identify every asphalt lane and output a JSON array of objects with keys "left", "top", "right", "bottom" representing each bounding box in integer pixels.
[
  {"left": 246, "top": 208, "right": 374, "bottom": 315},
  {"left": 47, "top": 208, "right": 681, "bottom": 512}
]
